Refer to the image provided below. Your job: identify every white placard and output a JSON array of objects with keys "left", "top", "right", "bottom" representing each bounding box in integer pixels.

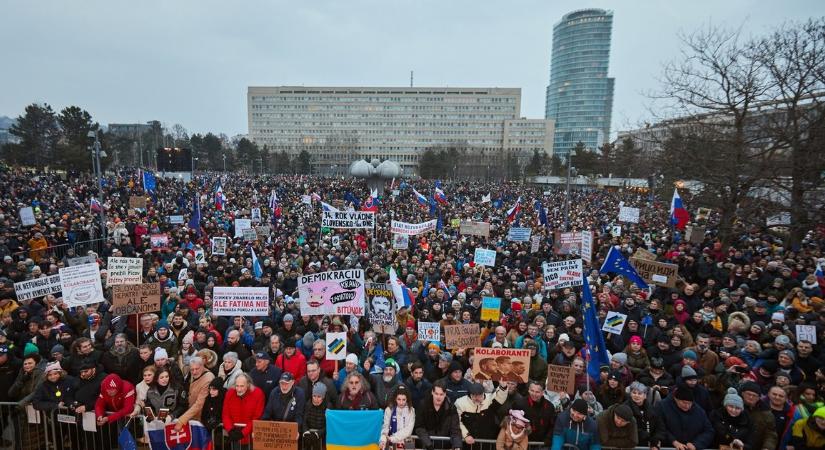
[
  {"left": 325, "top": 332, "right": 347, "bottom": 360},
  {"left": 767, "top": 212, "right": 791, "bottom": 227},
  {"left": 211, "top": 237, "right": 227, "bottom": 255},
  {"left": 106, "top": 257, "right": 143, "bottom": 286},
  {"left": 331, "top": 236, "right": 340, "bottom": 247},
  {"left": 507, "top": 227, "right": 532, "bottom": 242},
  {"left": 82, "top": 412, "right": 97, "bottom": 432},
  {"left": 418, "top": 322, "right": 440, "bottom": 342},
  {"left": 618, "top": 206, "right": 640, "bottom": 223},
  {"left": 390, "top": 220, "right": 437, "bottom": 236},
  {"left": 13, "top": 274, "right": 62, "bottom": 302},
  {"left": 392, "top": 234, "right": 410, "bottom": 250},
  {"left": 19, "top": 207, "right": 36, "bottom": 226},
  {"left": 651, "top": 274, "right": 668, "bottom": 283},
  {"left": 796, "top": 324, "right": 817, "bottom": 344},
  {"left": 194, "top": 249, "right": 206, "bottom": 264},
  {"left": 391, "top": 190, "right": 400, "bottom": 197},
  {"left": 612, "top": 225, "right": 622, "bottom": 236},
  {"left": 530, "top": 236, "right": 540, "bottom": 253},
  {"left": 212, "top": 286, "right": 270, "bottom": 316},
  {"left": 602, "top": 311, "right": 628, "bottom": 335},
  {"left": 301, "top": 195, "right": 312, "bottom": 205},
  {"left": 321, "top": 211, "right": 375, "bottom": 229},
  {"left": 59, "top": 263, "right": 104, "bottom": 307},
  {"left": 26, "top": 404, "right": 40, "bottom": 424},
  {"left": 242, "top": 228, "right": 258, "bottom": 242},
  {"left": 580, "top": 231, "right": 593, "bottom": 264},
  {"left": 234, "top": 219, "right": 253, "bottom": 238},
  {"left": 251, "top": 207, "right": 261, "bottom": 223},
  {"left": 542, "top": 259, "right": 584, "bottom": 290},
  {"left": 168, "top": 215, "right": 184, "bottom": 225},
  {"left": 473, "top": 248, "right": 497, "bottom": 267}
]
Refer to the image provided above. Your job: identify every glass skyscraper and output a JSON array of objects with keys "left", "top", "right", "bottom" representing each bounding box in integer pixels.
[{"left": 545, "top": 9, "right": 614, "bottom": 158}]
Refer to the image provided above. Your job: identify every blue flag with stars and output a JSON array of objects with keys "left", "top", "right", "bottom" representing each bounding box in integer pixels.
[
  {"left": 599, "top": 246, "right": 650, "bottom": 289},
  {"left": 581, "top": 275, "right": 610, "bottom": 382}
]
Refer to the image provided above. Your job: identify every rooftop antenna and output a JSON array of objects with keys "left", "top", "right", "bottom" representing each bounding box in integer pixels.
[{"left": 410, "top": 70, "right": 413, "bottom": 87}]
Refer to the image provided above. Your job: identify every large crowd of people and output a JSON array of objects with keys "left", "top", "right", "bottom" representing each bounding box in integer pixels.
[{"left": 0, "top": 165, "right": 824, "bottom": 450}]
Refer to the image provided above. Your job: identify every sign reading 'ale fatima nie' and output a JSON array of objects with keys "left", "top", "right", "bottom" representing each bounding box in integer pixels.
[
  {"left": 111, "top": 283, "right": 161, "bottom": 316},
  {"left": 444, "top": 324, "right": 480, "bottom": 349},
  {"left": 472, "top": 347, "right": 530, "bottom": 384}
]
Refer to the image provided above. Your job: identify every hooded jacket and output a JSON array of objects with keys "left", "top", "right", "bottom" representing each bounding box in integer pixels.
[
  {"left": 653, "top": 396, "right": 714, "bottom": 449},
  {"left": 94, "top": 374, "right": 136, "bottom": 423},
  {"left": 550, "top": 408, "right": 601, "bottom": 450}
]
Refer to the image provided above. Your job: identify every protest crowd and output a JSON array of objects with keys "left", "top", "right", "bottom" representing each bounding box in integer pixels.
[{"left": 0, "top": 165, "right": 824, "bottom": 450}]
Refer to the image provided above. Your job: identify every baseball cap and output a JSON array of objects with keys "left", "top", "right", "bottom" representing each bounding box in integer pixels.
[
  {"left": 280, "top": 372, "right": 294, "bottom": 383},
  {"left": 254, "top": 352, "right": 271, "bottom": 361}
]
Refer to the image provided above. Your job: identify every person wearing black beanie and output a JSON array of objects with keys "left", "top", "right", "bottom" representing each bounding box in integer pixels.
[
  {"left": 549, "top": 398, "right": 599, "bottom": 450},
  {"left": 653, "top": 383, "right": 714, "bottom": 450},
  {"left": 739, "top": 380, "right": 779, "bottom": 450}
]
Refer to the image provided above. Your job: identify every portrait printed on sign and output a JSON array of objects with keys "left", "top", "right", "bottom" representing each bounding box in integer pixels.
[
  {"left": 472, "top": 347, "right": 530, "bottom": 384},
  {"left": 366, "top": 282, "right": 396, "bottom": 334}
]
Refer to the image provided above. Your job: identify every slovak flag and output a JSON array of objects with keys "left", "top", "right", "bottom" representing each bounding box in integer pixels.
[
  {"left": 146, "top": 419, "right": 212, "bottom": 450},
  {"left": 311, "top": 192, "right": 322, "bottom": 202},
  {"left": 815, "top": 260, "right": 824, "bottom": 281},
  {"left": 268, "top": 190, "right": 278, "bottom": 209},
  {"left": 321, "top": 201, "right": 339, "bottom": 212},
  {"left": 90, "top": 198, "right": 102, "bottom": 213},
  {"left": 412, "top": 187, "right": 429, "bottom": 209},
  {"left": 362, "top": 189, "right": 378, "bottom": 212},
  {"left": 506, "top": 197, "right": 522, "bottom": 223},
  {"left": 434, "top": 187, "right": 448, "bottom": 205},
  {"left": 389, "top": 267, "right": 415, "bottom": 310},
  {"left": 214, "top": 183, "right": 225, "bottom": 211},
  {"left": 670, "top": 188, "right": 689, "bottom": 230}
]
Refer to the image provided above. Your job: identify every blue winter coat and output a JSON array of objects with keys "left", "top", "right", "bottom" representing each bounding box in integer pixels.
[{"left": 551, "top": 408, "right": 601, "bottom": 450}]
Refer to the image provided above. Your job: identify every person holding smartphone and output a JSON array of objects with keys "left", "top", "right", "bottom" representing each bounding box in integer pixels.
[{"left": 145, "top": 367, "right": 186, "bottom": 422}]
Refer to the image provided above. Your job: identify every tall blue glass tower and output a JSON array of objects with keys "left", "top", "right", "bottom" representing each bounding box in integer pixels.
[{"left": 545, "top": 9, "right": 614, "bottom": 159}]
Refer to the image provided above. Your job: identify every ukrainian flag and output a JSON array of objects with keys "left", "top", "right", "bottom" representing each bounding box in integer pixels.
[{"left": 326, "top": 410, "right": 383, "bottom": 450}]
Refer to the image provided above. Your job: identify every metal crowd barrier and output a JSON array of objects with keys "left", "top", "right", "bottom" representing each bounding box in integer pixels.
[
  {"left": 11, "top": 243, "right": 73, "bottom": 264},
  {"left": 0, "top": 406, "right": 674, "bottom": 450}
]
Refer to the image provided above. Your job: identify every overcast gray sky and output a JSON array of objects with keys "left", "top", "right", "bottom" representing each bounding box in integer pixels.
[{"left": 1, "top": 0, "right": 821, "bottom": 137}]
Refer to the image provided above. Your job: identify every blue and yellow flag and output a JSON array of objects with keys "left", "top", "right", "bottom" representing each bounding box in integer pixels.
[{"left": 326, "top": 410, "right": 383, "bottom": 450}]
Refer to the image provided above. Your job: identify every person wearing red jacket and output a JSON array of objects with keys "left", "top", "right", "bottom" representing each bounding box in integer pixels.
[
  {"left": 275, "top": 338, "right": 307, "bottom": 381},
  {"left": 95, "top": 373, "right": 136, "bottom": 448},
  {"left": 222, "top": 373, "right": 265, "bottom": 444}
]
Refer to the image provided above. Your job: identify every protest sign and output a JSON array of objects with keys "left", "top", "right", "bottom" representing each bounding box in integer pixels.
[
  {"left": 234, "top": 219, "right": 253, "bottom": 238},
  {"left": 325, "top": 332, "right": 348, "bottom": 360},
  {"left": 767, "top": 212, "right": 791, "bottom": 227},
  {"left": 68, "top": 256, "right": 96, "bottom": 266},
  {"left": 450, "top": 218, "right": 460, "bottom": 228},
  {"left": 150, "top": 234, "right": 168, "bottom": 250},
  {"left": 481, "top": 297, "right": 502, "bottom": 322},
  {"left": 546, "top": 364, "right": 576, "bottom": 394},
  {"left": 211, "top": 237, "right": 227, "bottom": 255},
  {"left": 107, "top": 257, "right": 143, "bottom": 286},
  {"left": 553, "top": 231, "right": 583, "bottom": 255},
  {"left": 252, "top": 421, "right": 298, "bottom": 450},
  {"left": 129, "top": 196, "right": 147, "bottom": 209},
  {"left": 685, "top": 226, "right": 705, "bottom": 244},
  {"left": 473, "top": 248, "right": 496, "bottom": 267},
  {"left": 629, "top": 258, "right": 679, "bottom": 288},
  {"left": 618, "top": 206, "right": 640, "bottom": 223},
  {"left": 321, "top": 211, "right": 375, "bottom": 229},
  {"left": 633, "top": 248, "right": 657, "bottom": 261},
  {"left": 251, "top": 207, "right": 261, "bottom": 223},
  {"left": 212, "top": 287, "right": 270, "bottom": 316},
  {"left": 391, "top": 190, "right": 400, "bottom": 197},
  {"left": 542, "top": 259, "right": 583, "bottom": 290},
  {"left": 111, "top": 283, "right": 161, "bottom": 316},
  {"left": 418, "top": 322, "right": 440, "bottom": 342},
  {"left": 14, "top": 274, "right": 62, "bottom": 302},
  {"left": 301, "top": 195, "right": 312, "bottom": 205},
  {"left": 612, "top": 225, "right": 622, "bottom": 236},
  {"left": 460, "top": 221, "right": 490, "bottom": 238},
  {"left": 444, "top": 324, "right": 480, "bottom": 349},
  {"left": 530, "top": 235, "right": 541, "bottom": 253},
  {"left": 580, "top": 231, "right": 593, "bottom": 263},
  {"left": 507, "top": 227, "right": 532, "bottom": 242},
  {"left": 390, "top": 220, "right": 437, "bottom": 236},
  {"left": 392, "top": 234, "right": 409, "bottom": 249},
  {"left": 602, "top": 311, "right": 628, "bottom": 335},
  {"left": 796, "top": 324, "right": 817, "bottom": 344},
  {"left": 472, "top": 347, "right": 530, "bottom": 383},
  {"left": 242, "top": 229, "right": 258, "bottom": 242},
  {"left": 298, "top": 269, "right": 365, "bottom": 316},
  {"left": 168, "top": 215, "right": 184, "bottom": 225},
  {"left": 256, "top": 226, "right": 271, "bottom": 239},
  {"left": 194, "top": 249, "right": 206, "bottom": 264},
  {"left": 19, "top": 207, "right": 35, "bottom": 226},
  {"left": 366, "top": 282, "right": 396, "bottom": 334},
  {"left": 59, "top": 263, "right": 104, "bottom": 307}
]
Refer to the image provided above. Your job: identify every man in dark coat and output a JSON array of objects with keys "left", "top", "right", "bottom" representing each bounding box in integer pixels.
[
  {"left": 100, "top": 333, "right": 142, "bottom": 385},
  {"left": 654, "top": 388, "right": 714, "bottom": 450},
  {"left": 413, "top": 381, "right": 463, "bottom": 450},
  {"left": 513, "top": 381, "right": 556, "bottom": 447}
]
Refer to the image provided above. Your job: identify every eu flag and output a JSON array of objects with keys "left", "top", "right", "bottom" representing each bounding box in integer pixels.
[
  {"left": 188, "top": 194, "right": 201, "bottom": 236},
  {"left": 599, "top": 246, "right": 650, "bottom": 289},
  {"left": 581, "top": 275, "right": 610, "bottom": 382}
]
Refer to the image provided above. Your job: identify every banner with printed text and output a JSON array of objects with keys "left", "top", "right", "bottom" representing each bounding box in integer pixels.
[
  {"left": 618, "top": 206, "right": 640, "bottom": 223},
  {"left": 542, "top": 259, "right": 583, "bottom": 290},
  {"left": 418, "top": 322, "right": 440, "bottom": 342},
  {"left": 472, "top": 347, "right": 530, "bottom": 383},
  {"left": 14, "top": 274, "right": 62, "bottom": 302},
  {"left": 106, "top": 257, "right": 143, "bottom": 286},
  {"left": 390, "top": 220, "right": 437, "bottom": 236},
  {"left": 459, "top": 221, "right": 490, "bottom": 238},
  {"left": 321, "top": 211, "right": 375, "bottom": 229},
  {"left": 366, "top": 282, "right": 396, "bottom": 334},
  {"left": 60, "top": 263, "right": 104, "bottom": 307},
  {"left": 507, "top": 227, "right": 532, "bottom": 242},
  {"left": 212, "top": 286, "right": 270, "bottom": 316},
  {"left": 553, "top": 231, "right": 583, "bottom": 255},
  {"left": 298, "top": 269, "right": 365, "bottom": 316}
]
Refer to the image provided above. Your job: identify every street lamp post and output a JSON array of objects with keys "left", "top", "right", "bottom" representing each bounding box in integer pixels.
[
  {"left": 192, "top": 156, "right": 198, "bottom": 180},
  {"left": 563, "top": 150, "right": 576, "bottom": 232},
  {"left": 88, "top": 131, "right": 107, "bottom": 239},
  {"left": 222, "top": 154, "right": 226, "bottom": 172}
]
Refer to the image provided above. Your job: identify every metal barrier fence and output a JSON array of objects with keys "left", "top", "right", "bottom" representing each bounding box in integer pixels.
[
  {"left": 0, "top": 402, "right": 676, "bottom": 450},
  {"left": 10, "top": 238, "right": 107, "bottom": 264}
]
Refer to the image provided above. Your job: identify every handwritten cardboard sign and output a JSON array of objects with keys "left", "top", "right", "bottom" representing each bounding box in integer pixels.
[
  {"left": 546, "top": 364, "right": 576, "bottom": 394},
  {"left": 444, "top": 323, "right": 480, "bottom": 349},
  {"left": 253, "top": 420, "right": 298, "bottom": 450},
  {"left": 111, "top": 283, "right": 161, "bottom": 316}
]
